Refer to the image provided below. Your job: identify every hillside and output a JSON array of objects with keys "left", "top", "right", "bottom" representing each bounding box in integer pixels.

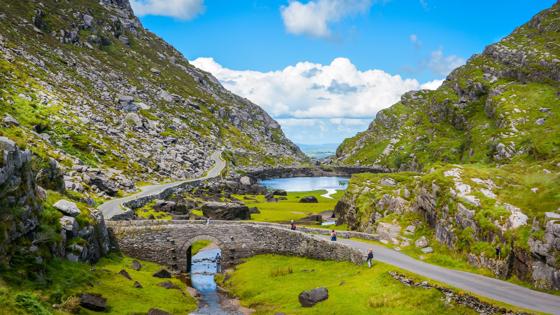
[
  {"left": 0, "top": 0, "right": 307, "bottom": 198},
  {"left": 333, "top": 2, "right": 560, "bottom": 290}
]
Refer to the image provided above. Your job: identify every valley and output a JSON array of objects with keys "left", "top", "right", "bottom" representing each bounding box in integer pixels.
[{"left": 1, "top": 0, "right": 559, "bottom": 315}]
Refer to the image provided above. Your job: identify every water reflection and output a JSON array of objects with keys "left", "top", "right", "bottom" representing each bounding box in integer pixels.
[{"left": 259, "top": 176, "right": 349, "bottom": 192}]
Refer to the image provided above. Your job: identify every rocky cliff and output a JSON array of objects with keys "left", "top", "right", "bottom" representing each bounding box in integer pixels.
[
  {"left": 0, "top": 0, "right": 307, "bottom": 198},
  {"left": 333, "top": 2, "right": 560, "bottom": 290},
  {"left": 0, "top": 137, "right": 110, "bottom": 276}
]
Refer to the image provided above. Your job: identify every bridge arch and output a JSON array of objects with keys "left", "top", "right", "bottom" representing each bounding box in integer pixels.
[{"left": 179, "top": 234, "right": 226, "bottom": 273}]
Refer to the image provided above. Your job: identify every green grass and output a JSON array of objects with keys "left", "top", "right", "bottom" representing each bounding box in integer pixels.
[
  {"left": 0, "top": 254, "right": 197, "bottom": 314},
  {"left": 221, "top": 255, "right": 478, "bottom": 315},
  {"left": 191, "top": 240, "right": 212, "bottom": 256},
  {"left": 135, "top": 201, "right": 173, "bottom": 220},
  {"left": 234, "top": 190, "right": 344, "bottom": 223}
]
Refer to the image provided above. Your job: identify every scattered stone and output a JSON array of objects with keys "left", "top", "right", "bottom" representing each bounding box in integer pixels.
[
  {"left": 544, "top": 212, "right": 560, "bottom": 221},
  {"left": 148, "top": 308, "right": 171, "bottom": 315},
  {"left": 531, "top": 187, "right": 539, "bottom": 193},
  {"left": 272, "top": 189, "right": 288, "bottom": 196},
  {"left": 119, "top": 269, "right": 132, "bottom": 280},
  {"left": 415, "top": 236, "right": 429, "bottom": 248},
  {"left": 421, "top": 247, "right": 433, "bottom": 254},
  {"left": 131, "top": 260, "right": 142, "bottom": 271},
  {"left": 80, "top": 294, "right": 107, "bottom": 312},
  {"left": 60, "top": 216, "right": 78, "bottom": 236},
  {"left": 53, "top": 199, "right": 81, "bottom": 216},
  {"left": 298, "top": 287, "right": 329, "bottom": 307},
  {"left": 134, "top": 281, "right": 143, "bottom": 288},
  {"left": 405, "top": 225, "right": 416, "bottom": 234},
  {"left": 239, "top": 176, "right": 253, "bottom": 186},
  {"left": 158, "top": 281, "right": 179, "bottom": 289},
  {"left": 536, "top": 118, "right": 546, "bottom": 125},
  {"left": 299, "top": 196, "right": 318, "bottom": 203},
  {"left": 152, "top": 269, "right": 172, "bottom": 278},
  {"left": 3, "top": 114, "right": 19, "bottom": 126},
  {"left": 380, "top": 177, "right": 397, "bottom": 186},
  {"left": 376, "top": 222, "right": 401, "bottom": 245}
]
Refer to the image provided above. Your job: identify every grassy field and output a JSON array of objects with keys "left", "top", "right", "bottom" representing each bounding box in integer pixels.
[
  {"left": 220, "top": 255, "right": 478, "bottom": 315},
  {"left": 0, "top": 254, "right": 197, "bottom": 314},
  {"left": 234, "top": 190, "right": 344, "bottom": 223}
]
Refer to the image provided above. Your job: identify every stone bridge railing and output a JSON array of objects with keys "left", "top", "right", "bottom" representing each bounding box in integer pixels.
[{"left": 108, "top": 220, "right": 366, "bottom": 272}]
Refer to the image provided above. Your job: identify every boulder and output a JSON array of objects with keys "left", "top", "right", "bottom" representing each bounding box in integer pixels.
[
  {"left": 3, "top": 114, "right": 19, "bottom": 126},
  {"left": 421, "top": 247, "right": 434, "bottom": 254},
  {"left": 80, "top": 293, "right": 107, "bottom": 312},
  {"left": 60, "top": 216, "right": 78, "bottom": 237},
  {"left": 201, "top": 202, "right": 250, "bottom": 220},
  {"left": 134, "top": 281, "right": 143, "bottom": 288},
  {"left": 53, "top": 199, "right": 81, "bottom": 216},
  {"left": 131, "top": 260, "right": 142, "bottom": 271},
  {"left": 298, "top": 287, "right": 329, "bottom": 307},
  {"left": 158, "top": 281, "right": 179, "bottom": 289},
  {"left": 239, "top": 176, "right": 253, "bottom": 186},
  {"left": 380, "top": 177, "right": 397, "bottom": 186},
  {"left": 249, "top": 207, "right": 260, "bottom": 214},
  {"left": 272, "top": 189, "right": 288, "bottom": 196},
  {"left": 299, "top": 196, "right": 318, "bottom": 203},
  {"left": 415, "top": 236, "right": 429, "bottom": 248},
  {"left": 119, "top": 269, "right": 132, "bottom": 280},
  {"left": 376, "top": 222, "right": 401, "bottom": 244},
  {"left": 152, "top": 269, "right": 172, "bottom": 278},
  {"left": 148, "top": 309, "right": 171, "bottom": 315},
  {"left": 90, "top": 174, "right": 118, "bottom": 196}
]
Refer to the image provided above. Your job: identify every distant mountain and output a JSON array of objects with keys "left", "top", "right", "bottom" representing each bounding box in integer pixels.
[{"left": 297, "top": 143, "right": 339, "bottom": 159}]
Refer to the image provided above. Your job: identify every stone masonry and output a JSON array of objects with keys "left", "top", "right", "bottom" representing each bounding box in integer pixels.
[{"left": 108, "top": 220, "right": 365, "bottom": 272}]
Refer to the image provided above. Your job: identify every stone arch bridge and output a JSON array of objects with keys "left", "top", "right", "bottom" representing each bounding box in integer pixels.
[{"left": 108, "top": 220, "right": 365, "bottom": 272}]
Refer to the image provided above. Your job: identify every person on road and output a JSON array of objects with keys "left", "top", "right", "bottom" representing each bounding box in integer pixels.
[
  {"left": 330, "top": 230, "right": 337, "bottom": 241},
  {"left": 290, "top": 220, "right": 297, "bottom": 231},
  {"left": 366, "top": 249, "right": 374, "bottom": 268},
  {"left": 206, "top": 218, "right": 210, "bottom": 225}
]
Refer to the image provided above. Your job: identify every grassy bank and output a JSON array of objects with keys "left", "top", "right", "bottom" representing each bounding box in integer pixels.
[
  {"left": 0, "top": 254, "right": 197, "bottom": 314},
  {"left": 234, "top": 190, "right": 344, "bottom": 222},
  {"left": 220, "top": 254, "right": 479, "bottom": 315}
]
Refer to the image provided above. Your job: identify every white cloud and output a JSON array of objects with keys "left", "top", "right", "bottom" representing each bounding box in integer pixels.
[
  {"left": 280, "top": 0, "right": 373, "bottom": 38},
  {"left": 409, "top": 34, "right": 421, "bottom": 49},
  {"left": 131, "top": 0, "right": 205, "bottom": 20},
  {"left": 427, "top": 49, "right": 465, "bottom": 76},
  {"left": 421, "top": 79, "right": 444, "bottom": 90},
  {"left": 192, "top": 57, "right": 442, "bottom": 120}
]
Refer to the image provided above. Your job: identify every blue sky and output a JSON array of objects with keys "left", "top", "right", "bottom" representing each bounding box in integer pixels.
[{"left": 132, "top": 0, "right": 555, "bottom": 145}]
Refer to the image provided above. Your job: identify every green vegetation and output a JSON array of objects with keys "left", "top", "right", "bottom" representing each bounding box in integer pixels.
[
  {"left": 234, "top": 190, "right": 344, "bottom": 223},
  {"left": 191, "top": 240, "right": 212, "bottom": 256},
  {"left": 0, "top": 254, "right": 197, "bottom": 314},
  {"left": 221, "top": 255, "right": 477, "bottom": 315},
  {"left": 135, "top": 201, "right": 173, "bottom": 220}
]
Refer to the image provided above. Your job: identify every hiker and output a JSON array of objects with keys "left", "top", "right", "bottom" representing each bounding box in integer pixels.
[
  {"left": 290, "top": 220, "right": 297, "bottom": 230},
  {"left": 216, "top": 252, "right": 222, "bottom": 272},
  {"left": 366, "top": 249, "right": 374, "bottom": 268},
  {"left": 330, "top": 230, "right": 337, "bottom": 241},
  {"left": 206, "top": 218, "right": 210, "bottom": 225},
  {"left": 496, "top": 245, "right": 501, "bottom": 259}
]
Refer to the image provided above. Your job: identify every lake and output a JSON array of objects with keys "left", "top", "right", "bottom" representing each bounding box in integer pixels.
[{"left": 259, "top": 176, "right": 349, "bottom": 192}]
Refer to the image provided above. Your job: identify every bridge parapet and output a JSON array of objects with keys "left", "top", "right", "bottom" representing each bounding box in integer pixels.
[{"left": 108, "top": 221, "right": 366, "bottom": 272}]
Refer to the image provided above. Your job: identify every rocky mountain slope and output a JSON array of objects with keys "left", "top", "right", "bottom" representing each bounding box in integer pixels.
[
  {"left": 0, "top": 0, "right": 307, "bottom": 198},
  {"left": 333, "top": 2, "right": 560, "bottom": 290}
]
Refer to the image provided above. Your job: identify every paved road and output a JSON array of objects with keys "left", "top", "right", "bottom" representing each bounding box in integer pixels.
[
  {"left": 99, "top": 151, "right": 225, "bottom": 219},
  {"left": 319, "top": 236, "right": 560, "bottom": 314}
]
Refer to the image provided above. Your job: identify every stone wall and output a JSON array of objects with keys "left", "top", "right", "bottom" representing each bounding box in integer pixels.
[
  {"left": 108, "top": 220, "right": 366, "bottom": 272},
  {"left": 246, "top": 166, "right": 389, "bottom": 180}
]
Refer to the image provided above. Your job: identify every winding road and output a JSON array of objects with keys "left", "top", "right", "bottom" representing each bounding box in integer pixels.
[
  {"left": 99, "top": 151, "right": 226, "bottom": 219},
  {"left": 98, "top": 153, "right": 560, "bottom": 314},
  {"left": 320, "top": 236, "right": 560, "bottom": 315}
]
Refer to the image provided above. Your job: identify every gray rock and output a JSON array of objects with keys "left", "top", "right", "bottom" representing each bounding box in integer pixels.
[
  {"left": 536, "top": 118, "right": 546, "bottom": 126},
  {"left": 415, "top": 236, "right": 429, "bottom": 248},
  {"left": 53, "top": 199, "right": 81, "bottom": 216},
  {"left": 153, "top": 269, "right": 172, "bottom": 278},
  {"left": 80, "top": 293, "right": 107, "bottom": 312},
  {"left": 380, "top": 177, "right": 397, "bottom": 186},
  {"left": 239, "top": 176, "right": 253, "bottom": 186},
  {"left": 119, "top": 269, "right": 132, "bottom": 280},
  {"left": 3, "top": 114, "right": 19, "bottom": 126},
  {"left": 201, "top": 202, "right": 250, "bottom": 220},
  {"left": 299, "top": 196, "right": 318, "bottom": 203},
  {"left": 421, "top": 247, "right": 434, "bottom": 254},
  {"left": 298, "top": 287, "right": 329, "bottom": 307},
  {"left": 60, "top": 216, "right": 78, "bottom": 237},
  {"left": 131, "top": 260, "right": 142, "bottom": 271},
  {"left": 148, "top": 308, "right": 170, "bottom": 315}
]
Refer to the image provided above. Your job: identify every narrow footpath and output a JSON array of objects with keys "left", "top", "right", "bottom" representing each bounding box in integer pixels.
[{"left": 98, "top": 151, "right": 225, "bottom": 219}]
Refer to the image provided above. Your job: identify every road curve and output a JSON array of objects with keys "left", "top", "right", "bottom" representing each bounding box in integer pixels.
[
  {"left": 319, "top": 236, "right": 560, "bottom": 314},
  {"left": 99, "top": 151, "right": 225, "bottom": 219}
]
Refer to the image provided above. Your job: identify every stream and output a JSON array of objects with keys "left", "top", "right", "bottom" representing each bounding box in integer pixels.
[
  {"left": 189, "top": 247, "right": 243, "bottom": 315},
  {"left": 259, "top": 176, "right": 349, "bottom": 193}
]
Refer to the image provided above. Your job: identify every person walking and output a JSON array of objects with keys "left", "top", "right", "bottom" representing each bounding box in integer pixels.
[
  {"left": 496, "top": 245, "right": 502, "bottom": 259},
  {"left": 330, "top": 230, "right": 337, "bottom": 241},
  {"left": 366, "top": 249, "right": 374, "bottom": 268},
  {"left": 290, "top": 220, "right": 297, "bottom": 231},
  {"left": 215, "top": 252, "right": 222, "bottom": 273}
]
